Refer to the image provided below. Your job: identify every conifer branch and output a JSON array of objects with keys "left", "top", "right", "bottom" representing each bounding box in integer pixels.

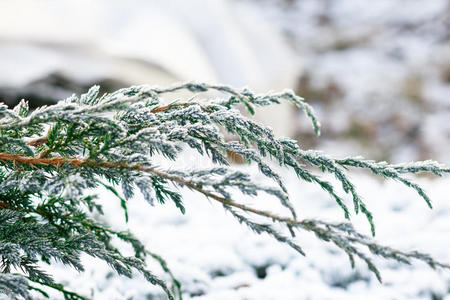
[{"left": 0, "top": 83, "right": 448, "bottom": 299}]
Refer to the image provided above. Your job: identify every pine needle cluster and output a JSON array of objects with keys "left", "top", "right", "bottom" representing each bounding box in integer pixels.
[{"left": 0, "top": 83, "right": 448, "bottom": 299}]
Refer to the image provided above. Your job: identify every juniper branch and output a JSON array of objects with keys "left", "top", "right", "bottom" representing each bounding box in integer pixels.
[{"left": 0, "top": 83, "right": 448, "bottom": 299}]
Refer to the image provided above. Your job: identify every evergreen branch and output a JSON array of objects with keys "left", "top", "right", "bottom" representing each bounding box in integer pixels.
[
  {"left": 0, "top": 273, "right": 31, "bottom": 300},
  {"left": 146, "top": 166, "right": 450, "bottom": 282},
  {"left": 152, "top": 82, "right": 321, "bottom": 135},
  {"left": 0, "top": 83, "right": 448, "bottom": 298},
  {"left": 26, "top": 276, "right": 88, "bottom": 300},
  {"left": 4, "top": 153, "right": 448, "bottom": 282},
  {"left": 147, "top": 251, "right": 183, "bottom": 300},
  {"left": 0, "top": 153, "right": 291, "bottom": 221}
]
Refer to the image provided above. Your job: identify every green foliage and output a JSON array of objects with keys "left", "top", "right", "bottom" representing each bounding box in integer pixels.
[{"left": 0, "top": 83, "right": 448, "bottom": 299}]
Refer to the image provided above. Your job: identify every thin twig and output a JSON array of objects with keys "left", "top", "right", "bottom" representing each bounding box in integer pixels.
[{"left": 0, "top": 153, "right": 299, "bottom": 226}]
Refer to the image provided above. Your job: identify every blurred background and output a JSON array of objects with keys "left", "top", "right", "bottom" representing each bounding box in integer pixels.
[
  {"left": 1, "top": 1, "right": 450, "bottom": 299},
  {"left": 0, "top": 0, "right": 449, "bottom": 164}
]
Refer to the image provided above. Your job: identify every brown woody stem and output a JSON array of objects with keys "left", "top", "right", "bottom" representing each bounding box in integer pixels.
[{"left": 0, "top": 152, "right": 301, "bottom": 226}]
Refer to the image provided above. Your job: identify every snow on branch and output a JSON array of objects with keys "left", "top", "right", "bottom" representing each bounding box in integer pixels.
[{"left": 0, "top": 83, "right": 448, "bottom": 299}]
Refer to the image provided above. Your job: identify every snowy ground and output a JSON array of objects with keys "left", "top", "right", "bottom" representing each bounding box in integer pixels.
[{"left": 40, "top": 154, "right": 450, "bottom": 300}]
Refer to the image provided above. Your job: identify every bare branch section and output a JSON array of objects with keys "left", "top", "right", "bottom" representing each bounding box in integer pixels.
[{"left": 0, "top": 83, "right": 448, "bottom": 299}]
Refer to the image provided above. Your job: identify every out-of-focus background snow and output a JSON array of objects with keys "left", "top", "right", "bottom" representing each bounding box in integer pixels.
[{"left": 0, "top": 0, "right": 449, "bottom": 299}]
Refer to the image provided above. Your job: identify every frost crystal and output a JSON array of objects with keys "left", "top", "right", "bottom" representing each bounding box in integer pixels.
[{"left": 0, "top": 83, "right": 448, "bottom": 299}]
